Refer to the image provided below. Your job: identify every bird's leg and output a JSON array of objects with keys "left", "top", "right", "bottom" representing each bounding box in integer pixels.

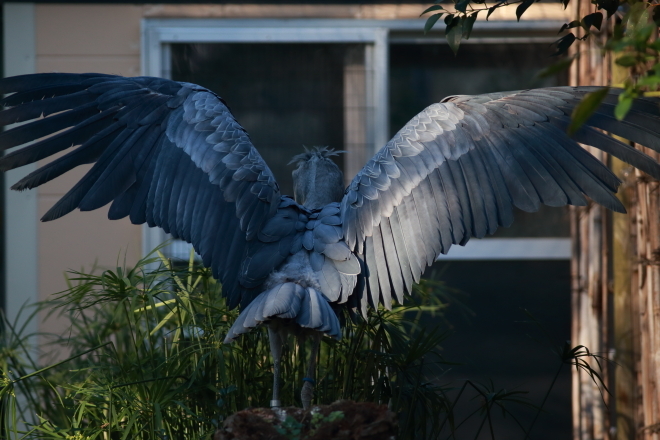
[
  {"left": 301, "top": 333, "right": 321, "bottom": 410},
  {"left": 268, "top": 325, "right": 284, "bottom": 408}
]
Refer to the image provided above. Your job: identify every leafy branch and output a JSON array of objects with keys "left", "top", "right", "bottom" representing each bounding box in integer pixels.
[{"left": 423, "top": 0, "right": 660, "bottom": 128}]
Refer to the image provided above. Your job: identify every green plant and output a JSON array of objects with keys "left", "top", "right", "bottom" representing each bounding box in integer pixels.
[
  {"left": 0, "top": 249, "right": 609, "bottom": 440},
  {"left": 0, "top": 249, "right": 452, "bottom": 440},
  {"left": 422, "top": 0, "right": 660, "bottom": 124},
  {"left": 281, "top": 410, "right": 345, "bottom": 439},
  {"left": 310, "top": 410, "right": 344, "bottom": 428},
  {"left": 275, "top": 416, "right": 304, "bottom": 440}
]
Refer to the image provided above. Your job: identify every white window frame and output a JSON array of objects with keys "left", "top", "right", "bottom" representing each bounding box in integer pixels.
[
  {"left": 3, "top": 2, "right": 38, "bottom": 333},
  {"left": 140, "top": 18, "right": 570, "bottom": 261},
  {"left": 141, "top": 19, "right": 390, "bottom": 258}
]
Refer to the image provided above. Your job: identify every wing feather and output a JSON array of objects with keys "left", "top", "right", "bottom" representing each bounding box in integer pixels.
[
  {"left": 485, "top": 130, "right": 541, "bottom": 211},
  {"left": 397, "top": 196, "right": 424, "bottom": 281},
  {"left": 0, "top": 73, "right": 298, "bottom": 310},
  {"left": 379, "top": 217, "right": 405, "bottom": 303},
  {"left": 464, "top": 146, "right": 499, "bottom": 234},
  {"left": 444, "top": 159, "right": 473, "bottom": 243},
  {"left": 342, "top": 86, "right": 660, "bottom": 314},
  {"left": 371, "top": 225, "right": 392, "bottom": 309},
  {"left": 364, "top": 236, "right": 380, "bottom": 308},
  {"left": 410, "top": 183, "right": 437, "bottom": 265},
  {"left": 426, "top": 170, "right": 455, "bottom": 253},
  {"left": 388, "top": 208, "right": 414, "bottom": 294},
  {"left": 457, "top": 154, "right": 489, "bottom": 238}
]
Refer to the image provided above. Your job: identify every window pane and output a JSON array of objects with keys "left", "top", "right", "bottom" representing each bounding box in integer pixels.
[
  {"left": 389, "top": 43, "right": 570, "bottom": 237},
  {"left": 171, "top": 43, "right": 358, "bottom": 196},
  {"left": 426, "top": 260, "right": 572, "bottom": 438}
]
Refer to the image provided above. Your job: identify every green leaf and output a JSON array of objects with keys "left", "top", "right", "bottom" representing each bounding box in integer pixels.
[
  {"left": 455, "top": 0, "right": 470, "bottom": 13},
  {"left": 615, "top": 94, "right": 633, "bottom": 121},
  {"left": 446, "top": 16, "right": 464, "bottom": 55},
  {"left": 615, "top": 54, "right": 639, "bottom": 67},
  {"left": 568, "top": 87, "right": 610, "bottom": 135},
  {"left": 516, "top": 0, "right": 535, "bottom": 22},
  {"left": 559, "top": 20, "right": 581, "bottom": 33},
  {"left": 463, "top": 11, "right": 479, "bottom": 40},
  {"left": 424, "top": 13, "right": 444, "bottom": 33},
  {"left": 551, "top": 32, "right": 577, "bottom": 56},
  {"left": 327, "top": 411, "right": 344, "bottom": 422},
  {"left": 535, "top": 56, "right": 575, "bottom": 79},
  {"left": 595, "top": 0, "right": 619, "bottom": 18},
  {"left": 486, "top": 1, "right": 505, "bottom": 20},
  {"left": 635, "top": 24, "right": 655, "bottom": 45},
  {"left": 581, "top": 12, "right": 603, "bottom": 31},
  {"left": 612, "top": 21, "right": 624, "bottom": 41},
  {"left": 626, "top": 1, "right": 648, "bottom": 31},
  {"left": 637, "top": 75, "right": 660, "bottom": 88},
  {"left": 420, "top": 4, "right": 445, "bottom": 16}
]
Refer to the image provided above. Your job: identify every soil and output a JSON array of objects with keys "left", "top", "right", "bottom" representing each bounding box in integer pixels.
[{"left": 214, "top": 400, "right": 397, "bottom": 440}]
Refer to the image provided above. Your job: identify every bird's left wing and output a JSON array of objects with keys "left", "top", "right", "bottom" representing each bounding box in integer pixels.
[
  {"left": 0, "top": 73, "right": 298, "bottom": 308},
  {"left": 341, "top": 87, "right": 660, "bottom": 316}
]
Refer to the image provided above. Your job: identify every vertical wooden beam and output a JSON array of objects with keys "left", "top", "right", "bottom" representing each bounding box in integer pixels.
[
  {"left": 611, "top": 156, "right": 636, "bottom": 440},
  {"left": 569, "top": 0, "right": 613, "bottom": 437},
  {"left": 632, "top": 149, "right": 660, "bottom": 439},
  {"left": 570, "top": 1, "right": 660, "bottom": 436},
  {"left": 629, "top": 174, "right": 644, "bottom": 438}
]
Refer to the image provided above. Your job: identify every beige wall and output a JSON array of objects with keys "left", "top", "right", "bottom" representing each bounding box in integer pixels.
[
  {"left": 141, "top": 3, "right": 567, "bottom": 20},
  {"left": 33, "top": 5, "right": 143, "bottom": 337}
]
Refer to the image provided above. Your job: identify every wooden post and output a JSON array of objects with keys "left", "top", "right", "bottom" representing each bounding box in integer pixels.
[
  {"left": 570, "top": 4, "right": 660, "bottom": 437},
  {"left": 569, "top": 0, "right": 613, "bottom": 437},
  {"left": 612, "top": 156, "right": 635, "bottom": 440},
  {"left": 631, "top": 148, "right": 660, "bottom": 439}
]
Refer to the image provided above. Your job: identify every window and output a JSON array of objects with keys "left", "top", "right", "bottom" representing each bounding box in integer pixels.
[
  {"left": 142, "top": 21, "right": 388, "bottom": 258},
  {"left": 171, "top": 43, "right": 370, "bottom": 195},
  {"left": 143, "top": 19, "right": 571, "bottom": 260},
  {"left": 144, "top": 20, "right": 572, "bottom": 436},
  {"left": 387, "top": 40, "right": 571, "bottom": 437},
  {"left": 390, "top": 42, "right": 569, "bottom": 238}
]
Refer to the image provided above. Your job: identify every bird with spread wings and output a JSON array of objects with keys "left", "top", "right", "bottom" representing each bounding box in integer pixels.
[{"left": 1, "top": 73, "right": 659, "bottom": 409}]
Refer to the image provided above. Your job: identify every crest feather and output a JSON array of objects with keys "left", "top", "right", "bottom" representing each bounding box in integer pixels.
[{"left": 289, "top": 146, "right": 345, "bottom": 167}]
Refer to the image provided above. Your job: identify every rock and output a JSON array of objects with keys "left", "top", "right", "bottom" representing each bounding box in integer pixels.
[{"left": 215, "top": 400, "right": 397, "bottom": 440}]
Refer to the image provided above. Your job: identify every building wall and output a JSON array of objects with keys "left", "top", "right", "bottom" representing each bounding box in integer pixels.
[{"left": 32, "top": 5, "right": 144, "bottom": 337}]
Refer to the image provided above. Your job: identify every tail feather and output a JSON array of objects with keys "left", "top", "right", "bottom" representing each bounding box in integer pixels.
[{"left": 223, "top": 282, "right": 341, "bottom": 343}]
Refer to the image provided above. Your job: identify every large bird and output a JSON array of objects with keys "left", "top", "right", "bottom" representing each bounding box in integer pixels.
[{"left": 1, "top": 73, "right": 659, "bottom": 409}]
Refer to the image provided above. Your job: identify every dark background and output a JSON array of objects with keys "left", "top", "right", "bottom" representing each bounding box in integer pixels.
[{"left": 424, "top": 260, "right": 572, "bottom": 438}]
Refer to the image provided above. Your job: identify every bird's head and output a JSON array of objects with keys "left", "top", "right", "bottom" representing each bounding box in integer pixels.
[{"left": 290, "top": 147, "right": 345, "bottom": 209}]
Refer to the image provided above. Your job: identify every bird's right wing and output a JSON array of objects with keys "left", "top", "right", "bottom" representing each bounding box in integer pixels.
[
  {"left": 0, "top": 73, "right": 303, "bottom": 308},
  {"left": 341, "top": 87, "right": 660, "bottom": 315}
]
